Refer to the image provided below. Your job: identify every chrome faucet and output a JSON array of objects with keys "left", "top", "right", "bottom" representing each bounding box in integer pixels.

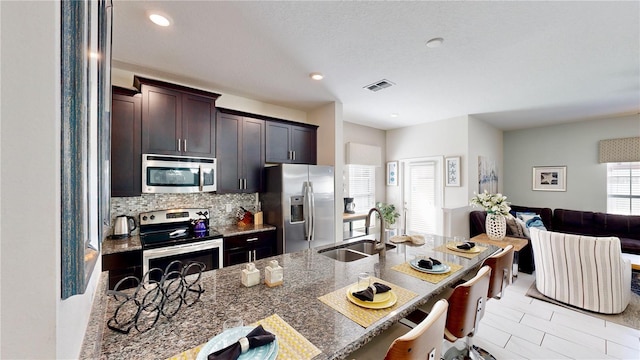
[{"left": 365, "top": 207, "right": 386, "bottom": 257}]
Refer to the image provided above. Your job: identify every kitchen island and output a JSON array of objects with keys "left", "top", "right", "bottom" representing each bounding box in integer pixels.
[{"left": 88, "top": 235, "right": 498, "bottom": 359}]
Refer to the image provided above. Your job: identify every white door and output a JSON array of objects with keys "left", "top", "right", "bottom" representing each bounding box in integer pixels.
[{"left": 402, "top": 158, "right": 443, "bottom": 235}]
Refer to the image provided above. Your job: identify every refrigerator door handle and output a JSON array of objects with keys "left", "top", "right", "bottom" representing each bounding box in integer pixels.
[
  {"left": 309, "top": 182, "right": 316, "bottom": 242},
  {"left": 303, "top": 182, "right": 311, "bottom": 241}
]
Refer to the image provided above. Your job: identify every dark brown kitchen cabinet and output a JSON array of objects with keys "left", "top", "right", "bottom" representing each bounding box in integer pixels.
[
  {"left": 216, "top": 110, "right": 265, "bottom": 193},
  {"left": 223, "top": 230, "right": 276, "bottom": 267},
  {"left": 102, "top": 249, "right": 143, "bottom": 290},
  {"left": 135, "top": 76, "right": 220, "bottom": 158},
  {"left": 111, "top": 87, "right": 142, "bottom": 197},
  {"left": 266, "top": 121, "right": 317, "bottom": 164}
]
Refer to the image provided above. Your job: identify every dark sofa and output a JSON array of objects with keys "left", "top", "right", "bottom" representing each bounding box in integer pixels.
[{"left": 470, "top": 206, "right": 640, "bottom": 274}]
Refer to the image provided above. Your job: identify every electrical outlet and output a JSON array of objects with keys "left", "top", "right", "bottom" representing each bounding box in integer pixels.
[{"left": 226, "top": 204, "right": 233, "bottom": 213}]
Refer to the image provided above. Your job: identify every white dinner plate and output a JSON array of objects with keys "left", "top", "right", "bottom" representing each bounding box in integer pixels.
[{"left": 196, "top": 326, "right": 277, "bottom": 360}]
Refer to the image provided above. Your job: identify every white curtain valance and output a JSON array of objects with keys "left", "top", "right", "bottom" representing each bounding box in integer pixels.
[{"left": 598, "top": 137, "right": 640, "bottom": 163}]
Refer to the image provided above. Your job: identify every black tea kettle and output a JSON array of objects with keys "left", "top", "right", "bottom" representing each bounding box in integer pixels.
[{"left": 113, "top": 215, "right": 137, "bottom": 238}]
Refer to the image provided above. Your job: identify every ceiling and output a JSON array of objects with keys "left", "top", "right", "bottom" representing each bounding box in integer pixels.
[{"left": 111, "top": 1, "right": 640, "bottom": 131}]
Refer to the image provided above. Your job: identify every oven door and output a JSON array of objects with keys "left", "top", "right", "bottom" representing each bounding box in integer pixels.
[
  {"left": 142, "top": 154, "right": 216, "bottom": 193},
  {"left": 142, "top": 238, "right": 223, "bottom": 280}
]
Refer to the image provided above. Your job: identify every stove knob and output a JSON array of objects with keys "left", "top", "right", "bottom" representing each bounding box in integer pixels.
[
  {"left": 150, "top": 215, "right": 155, "bottom": 220},
  {"left": 142, "top": 215, "right": 148, "bottom": 221}
]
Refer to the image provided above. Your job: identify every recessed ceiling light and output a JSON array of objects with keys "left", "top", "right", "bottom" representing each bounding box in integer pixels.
[
  {"left": 390, "top": 113, "right": 399, "bottom": 118},
  {"left": 426, "top": 37, "right": 444, "bottom": 48},
  {"left": 310, "top": 72, "right": 324, "bottom": 80},
  {"left": 149, "top": 13, "right": 171, "bottom": 27}
]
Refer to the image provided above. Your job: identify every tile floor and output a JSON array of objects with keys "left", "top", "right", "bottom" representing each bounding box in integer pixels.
[
  {"left": 466, "top": 272, "right": 640, "bottom": 359},
  {"left": 348, "top": 272, "right": 640, "bottom": 359}
]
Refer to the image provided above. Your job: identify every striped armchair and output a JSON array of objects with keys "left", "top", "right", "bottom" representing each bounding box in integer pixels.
[{"left": 530, "top": 228, "right": 631, "bottom": 314}]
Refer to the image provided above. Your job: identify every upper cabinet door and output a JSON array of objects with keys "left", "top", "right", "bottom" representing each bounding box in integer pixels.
[
  {"left": 216, "top": 113, "right": 242, "bottom": 193},
  {"left": 291, "top": 125, "right": 316, "bottom": 164},
  {"left": 265, "top": 122, "right": 291, "bottom": 163},
  {"left": 242, "top": 117, "right": 265, "bottom": 192},
  {"left": 111, "top": 89, "right": 142, "bottom": 197},
  {"left": 181, "top": 93, "right": 216, "bottom": 157},
  {"left": 141, "top": 84, "right": 182, "bottom": 155},
  {"left": 265, "top": 121, "right": 317, "bottom": 165}
]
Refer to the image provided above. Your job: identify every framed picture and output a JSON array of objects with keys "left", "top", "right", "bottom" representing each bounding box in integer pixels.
[
  {"left": 445, "top": 156, "right": 461, "bottom": 186},
  {"left": 532, "top": 166, "right": 567, "bottom": 191},
  {"left": 386, "top": 161, "right": 398, "bottom": 186}
]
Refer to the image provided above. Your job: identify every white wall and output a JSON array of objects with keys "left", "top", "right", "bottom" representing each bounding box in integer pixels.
[
  {"left": 343, "top": 122, "right": 386, "bottom": 205},
  {"left": 111, "top": 66, "right": 308, "bottom": 123},
  {"left": 1, "top": 3, "right": 103, "bottom": 358},
  {"left": 308, "top": 102, "right": 343, "bottom": 242},
  {"left": 504, "top": 114, "right": 640, "bottom": 211}
]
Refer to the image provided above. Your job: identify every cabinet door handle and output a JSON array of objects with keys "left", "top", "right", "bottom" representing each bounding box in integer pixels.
[
  {"left": 238, "top": 178, "right": 242, "bottom": 190},
  {"left": 246, "top": 237, "right": 258, "bottom": 242},
  {"left": 243, "top": 178, "right": 247, "bottom": 189},
  {"left": 248, "top": 250, "right": 252, "bottom": 262},
  {"left": 184, "top": 139, "right": 187, "bottom": 152},
  {"left": 253, "top": 250, "right": 257, "bottom": 261},
  {"left": 177, "top": 138, "right": 181, "bottom": 152},
  {"left": 292, "top": 150, "right": 296, "bottom": 161}
]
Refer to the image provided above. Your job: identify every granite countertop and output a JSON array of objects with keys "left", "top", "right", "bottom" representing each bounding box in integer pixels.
[
  {"left": 101, "top": 223, "right": 276, "bottom": 255},
  {"left": 95, "top": 235, "right": 498, "bottom": 360}
]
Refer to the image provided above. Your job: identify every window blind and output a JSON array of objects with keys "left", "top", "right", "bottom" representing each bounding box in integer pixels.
[
  {"left": 344, "top": 165, "right": 375, "bottom": 214},
  {"left": 607, "top": 162, "right": 640, "bottom": 215},
  {"left": 406, "top": 161, "right": 436, "bottom": 234}
]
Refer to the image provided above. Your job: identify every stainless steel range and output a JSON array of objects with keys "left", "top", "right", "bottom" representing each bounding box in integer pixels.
[{"left": 139, "top": 208, "right": 223, "bottom": 277}]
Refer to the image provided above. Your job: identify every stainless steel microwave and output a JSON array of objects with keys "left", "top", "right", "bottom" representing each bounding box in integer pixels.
[{"left": 142, "top": 154, "right": 216, "bottom": 193}]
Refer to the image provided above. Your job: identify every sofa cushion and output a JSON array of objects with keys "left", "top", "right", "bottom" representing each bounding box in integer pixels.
[
  {"left": 593, "top": 212, "right": 640, "bottom": 240},
  {"left": 552, "top": 209, "right": 595, "bottom": 235},
  {"left": 510, "top": 205, "right": 553, "bottom": 230}
]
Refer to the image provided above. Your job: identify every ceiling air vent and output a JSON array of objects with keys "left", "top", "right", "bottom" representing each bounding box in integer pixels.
[{"left": 364, "top": 79, "right": 395, "bottom": 92}]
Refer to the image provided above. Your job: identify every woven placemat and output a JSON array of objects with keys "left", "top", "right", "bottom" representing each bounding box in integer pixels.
[
  {"left": 167, "top": 314, "right": 321, "bottom": 360},
  {"left": 318, "top": 278, "right": 418, "bottom": 328},
  {"left": 391, "top": 261, "right": 463, "bottom": 284},
  {"left": 433, "top": 244, "right": 487, "bottom": 259}
]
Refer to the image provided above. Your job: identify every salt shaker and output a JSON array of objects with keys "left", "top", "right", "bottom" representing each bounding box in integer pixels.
[
  {"left": 264, "top": 260, "right": 283, "bottom": 287},
  {"left": 241, "top": 262, "right": 260, "bottom": 287}
]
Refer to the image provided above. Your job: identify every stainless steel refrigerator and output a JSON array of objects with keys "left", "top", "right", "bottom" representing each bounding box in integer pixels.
[{"left": 262, "top": 164, "right": 335, "bottom": 254}]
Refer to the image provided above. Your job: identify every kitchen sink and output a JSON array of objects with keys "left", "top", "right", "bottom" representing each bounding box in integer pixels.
[{"left": 317, "top": 239, "right": 396, "bottom": 262}]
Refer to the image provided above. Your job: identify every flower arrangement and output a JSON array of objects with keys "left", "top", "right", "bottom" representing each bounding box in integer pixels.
[{"left": 470, "top": 190, "right": 511, "bottom": 216}]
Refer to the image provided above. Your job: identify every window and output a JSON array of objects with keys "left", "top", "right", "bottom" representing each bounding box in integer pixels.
[
  {"left": 403, "top": 158, "right": 443, "bottom": 235},
  {"left": 607, "top": 162, "right": 640, "bottom": 215},
  {"left": 344, "top": 165, "right": 376, "bottom": 214}
]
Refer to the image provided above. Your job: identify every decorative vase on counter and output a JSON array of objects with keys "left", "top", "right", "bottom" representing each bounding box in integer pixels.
[{"left": 486, "top": 213, "right": 506, "bottom": 240}]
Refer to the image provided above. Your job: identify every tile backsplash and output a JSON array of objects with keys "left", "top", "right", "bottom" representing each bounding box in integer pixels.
[{"left": 110, "top": 192, "right": 258, "bottom": 235}]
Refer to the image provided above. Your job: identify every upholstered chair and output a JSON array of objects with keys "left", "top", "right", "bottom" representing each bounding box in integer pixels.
[
  {"left": 530, "top": 228, "right": 631, "bottom": 314},
  {"left": 443, "top": 265, "right": 491, "bottom": 360}
]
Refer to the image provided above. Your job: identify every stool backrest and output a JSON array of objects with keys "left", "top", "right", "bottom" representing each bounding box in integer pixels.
[
  {"left": 445, "top": 266, "right": 491, "bottom": 340},
  {"left": 385, "top": 299, "right": 449, "bottom": 360},
  {"left": 483, "top": 245, "right": 514, "bottom": 299}
]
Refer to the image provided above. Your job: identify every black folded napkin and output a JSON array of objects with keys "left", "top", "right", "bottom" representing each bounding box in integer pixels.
[
  {"left": 456, "top": 241, "right": 476, "bottom": 250},
  {"left": 352, "top": 282, "right": 392, "bottom": 302},
  {"left": 418, "top": 259, "right": 433, "bottom": 269},
  {"left": 208, "top": 325, "right": 275, "bottom": 360},
  {"left": 429, "top": 257, "right": 442, "bottom": 265}
]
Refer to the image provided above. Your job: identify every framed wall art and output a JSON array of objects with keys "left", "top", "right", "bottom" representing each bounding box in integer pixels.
[
  {"left": 532, "top": 166, "right": 567, "bottom": 191},
  {"left": 445, "top": 156, "right": 461, "bottom": 186},
  {"left": 386, "top": 161, "right": 398, "bottom": 186}
]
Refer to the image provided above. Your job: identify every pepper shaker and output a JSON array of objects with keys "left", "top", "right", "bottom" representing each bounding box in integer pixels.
[{"left": 265, "top": 260, "right": 283, "bottom": 287}]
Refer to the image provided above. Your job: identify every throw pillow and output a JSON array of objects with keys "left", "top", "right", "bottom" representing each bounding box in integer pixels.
[
  {"left": 515, "top": 218, "right": 530, "bottom": 238},
  {"left": 506, "top": 216, "right": 524, "bottom": 237}
]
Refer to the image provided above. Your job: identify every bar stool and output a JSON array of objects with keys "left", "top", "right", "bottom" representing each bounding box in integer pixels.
[
  {"left": 347, "top": 299, "right": 449, "bottom": 360},
  {"left": 443, "top": 265, "right": 491, "bottom": 360},
  {"left": 483, "top": 245, "right": 514, "bottom": 300},
  {"left": 384, "top": 299, "right": 449, "bottom": 360}
]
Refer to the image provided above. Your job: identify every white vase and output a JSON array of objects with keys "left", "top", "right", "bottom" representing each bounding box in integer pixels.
[{"left": 486, "top": 213, "right": 506, "bottom": 240}]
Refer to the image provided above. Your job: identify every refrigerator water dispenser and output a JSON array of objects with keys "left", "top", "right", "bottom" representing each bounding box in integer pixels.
[{"left": 290, "top": 196, "right": 304, "bottom": 223}]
